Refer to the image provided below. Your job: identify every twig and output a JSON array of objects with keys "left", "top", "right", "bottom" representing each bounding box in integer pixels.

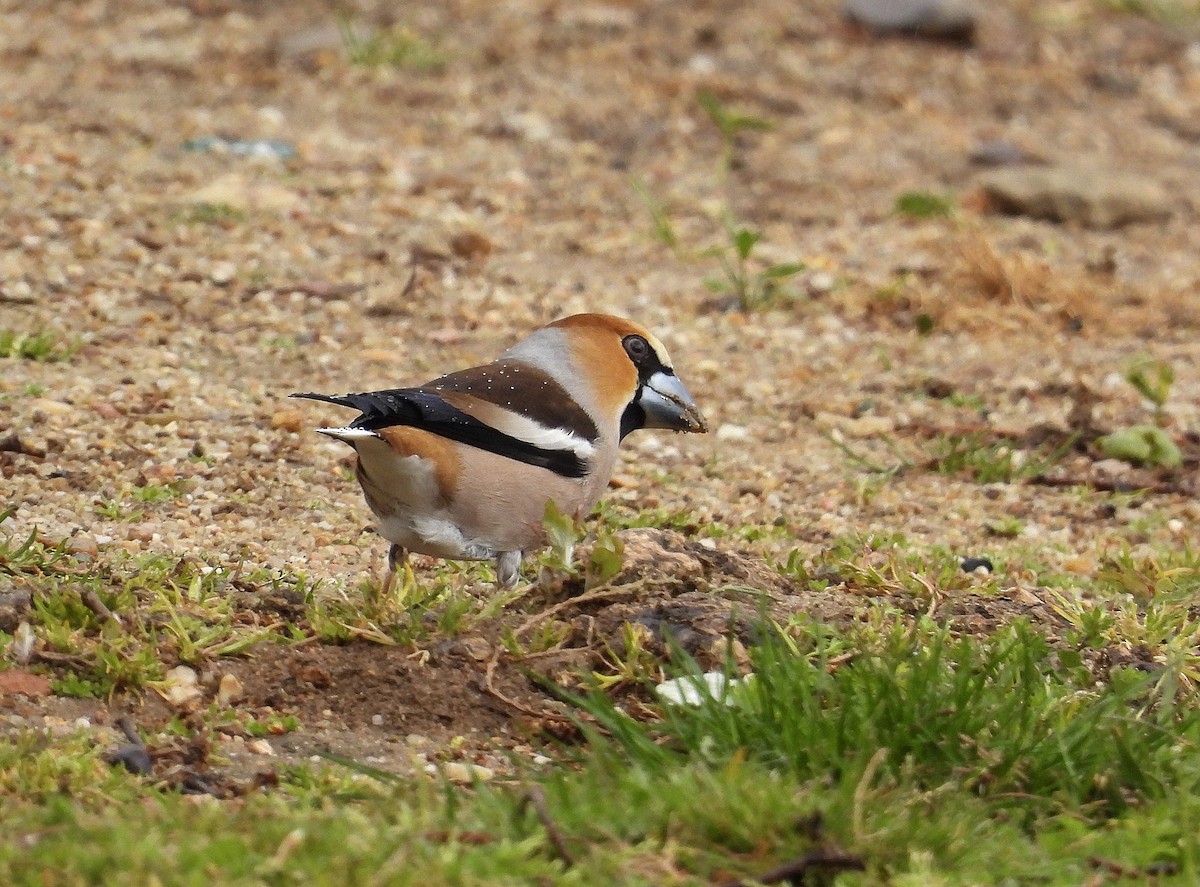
[
  {"left": 522, "top": 786, "right": 575, "bottom": 867},
  {"left": 31, "top": 648, "right": 91, "bottom": 670},
  {"left": 717, "top": 849, "right": 866, "bottom": 887},
  {"left": 82, "top": 589, "right": 123, "bottom": 627},
  {"left": 511, "top": 581, "right": 646, "bottom": 639},
  {"left": 115, "top": 716, "right": 142, "bottom": 745},
  {"left": 482, "top": 646, "right": 574, "bottom": 724},
  {"left": 817, "top": 430, "right": 900, "bottom": 475},
  {"left": 852, "top": 747, "right": 889, "bottom": 843},
  {"left": 1028, "top": 474, "right": 1189, "bottom": 496},
  {"left": 399, "top": 265, "right": 418, "bottom": 299}
]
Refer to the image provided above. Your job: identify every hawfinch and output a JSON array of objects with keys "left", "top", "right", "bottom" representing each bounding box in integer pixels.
[{"left": 292, "top": 314, "right": 708, "bottom": 589}]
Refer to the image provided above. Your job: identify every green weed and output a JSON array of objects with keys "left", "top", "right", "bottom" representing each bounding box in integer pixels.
[
  {"left": 633, "top": 94, "right": 804, "bottom": 312},
  {"left": 572, "top": 619, "right": 1200, "bottom": 813},
  {"left": 179, "top": 202, "right": 246, "bottom": 226},
  {"left": 0, "top": 329, "right": 77, "bottom": 361},
  {"left": 927, "top": 431, "right": 1076, "bottom": 483},
  {"left": 1098, "top": 355, "right": 1182, "bottom": 467},
  {"left": 337, "top": 14, "right": 447, "bottom": 71},
  {"left": 895, "top": 190, "right": 954, "bottom": 219},
  {"left": 702, "top": 213, "right": 806, "bottom": 311}
]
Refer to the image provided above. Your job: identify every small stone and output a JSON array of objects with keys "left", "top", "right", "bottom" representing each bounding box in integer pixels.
[
  {"left": 842, "top": 415, "right": 895, "bottom": 438},
  {"left": 247, "top": 739, "right": 275, "bottom": 756},
  {"left": 977, "top": 166, "right": 1171, "bottom": 229},
  {"left": 160, "top": 665, "right": 202, "bottom": 708},
  {"left": 11, "top": 622, "right": 36, "bottom": 664},
  {"left": 371, "top": 714, "right": 384, "bottom": 726},
  {"left": 216, "top": 673, "right": 243, "bottom": 707},
  {"left": 458, "top": 636, "right": 492, "bottom": 662},
  {"left": 843, "top": 0, "right": 978, "bottom": 43},
  {"left": 807, "top": 271, "right": 836, "bottom": 294},
  {"left": 209, "top": 262, "right": 236, "bottom": 286},
  {"left": 0, "top": 669, "right": 52, "bottom": 698},
  {"left": 442, "top": 762, "right": 494, "bottom": 784},
  {"left": 68, "top": 535, "right": 99, "bottom": 558},
  {"left": 656, "top": 672, "right": 748, "bottom": 707},
  {"left": 425, "top": 329, "right": 465, "bottom": 345},
  {"left": 449, "top": 231, "right": 495, "bottom": 261},
  {"left": 1063, "top": 556, "right": 1096, "bottom": 576},
  {"left": 969, "top": 139, "right": 1038, "bottom": 167},
  {"left": 30, "top": 398, "right": 72, "bottom": 416},
  {"left": 1168, "top": 519, "right": 1184, "bottom": 535},
  {"left": 185, "top": 173, "right": 298, "bottom": 213},
  {"left": 1093, "top": 458, "right": 1132, "bottom": 479},
  {"left": 271, "top": 410, "right": 304, "bottom": 433},
  {"left": 715, "top": 423, "right": 751, "bottom": 442}
]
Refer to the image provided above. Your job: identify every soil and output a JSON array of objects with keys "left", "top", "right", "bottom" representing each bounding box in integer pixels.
[{"left": 1, "top": 0, "right": 1199, "bottom": 790}]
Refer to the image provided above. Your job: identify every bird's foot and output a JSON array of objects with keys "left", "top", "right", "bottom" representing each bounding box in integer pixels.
[
  {"left": 380, "top": 544, "right": 412, "bottom": 600},
  {"left": 495, "top": 550, "right": 523, "bottom": 589}
]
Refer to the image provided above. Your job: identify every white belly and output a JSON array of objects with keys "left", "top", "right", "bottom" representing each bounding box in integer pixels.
[{"left": 353, "top": 436, "right": 494, "bottom": 559}]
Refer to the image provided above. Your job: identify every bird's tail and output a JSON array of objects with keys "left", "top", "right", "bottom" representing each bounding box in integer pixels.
[{"left": 289, "top": 391, "right": 357, "bottom": 409}]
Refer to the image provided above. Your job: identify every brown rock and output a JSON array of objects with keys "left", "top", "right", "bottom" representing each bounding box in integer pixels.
[
  {"left": 271, "top": 410, "right": 304, "bottom": 433},
  {"left": 977, "top": 166, "right": 1171, "bottom": 229},
  {"left": 0, "top": 669, "right": 52, "bottom": 698}
]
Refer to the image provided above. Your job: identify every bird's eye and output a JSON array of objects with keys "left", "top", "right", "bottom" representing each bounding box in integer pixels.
[{"left": 623, "top": 335, "right": 650, "bottom": 361}]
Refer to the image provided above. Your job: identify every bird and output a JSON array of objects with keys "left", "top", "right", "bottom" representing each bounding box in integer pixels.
[{"left": 292, "top": 313, "right": 708, "bottom": 591}]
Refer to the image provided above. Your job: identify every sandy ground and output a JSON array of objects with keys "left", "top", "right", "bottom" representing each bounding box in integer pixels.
[{"left": 1, "top": 0, "right": 1198, "bottom": 786}]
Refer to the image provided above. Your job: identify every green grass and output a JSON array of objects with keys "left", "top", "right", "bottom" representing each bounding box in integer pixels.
[
  {"left": 633, "top": 94, "right": 804, "bottom": 312},
  {"left": 1098, "top": 0, "right": 1200, "bottom": 27},
  {"left": 177, "top": 202, "right": 246, "bottom": 226},
  {"left": 6, "top": 504, "right": 1200, "bottom": 883},
  {"left": 894, "top": 191, "right": 955, "bottom": 219},
  {"left": 6, "top": 616, "right": 1200, "bottom": 883},
  {"left": 926, "top": 431, "right": 1077, "bottom": 483},
  {"left": 337, "top": 14, "right": 447, "bottom": 71},
  {"left": 0, "top": 329, "right": 77, "bottom": 361}
]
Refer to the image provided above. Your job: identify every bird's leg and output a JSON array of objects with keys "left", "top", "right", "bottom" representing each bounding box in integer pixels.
[
  {"left": 380, "top": 543, "right": 409, "bottom": 598},
  {"left": 495, "top": 550, "right": 523, "bottom": 589}
]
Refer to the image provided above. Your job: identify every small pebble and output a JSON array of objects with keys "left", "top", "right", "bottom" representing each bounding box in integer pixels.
[
  {"left": 438, "top": 762, "right": 496, "bottom": 784},
  {"left": 11, "top": 622, "right": 36, "bottom": 664},
  {"left": 247, "top": 739, "right": 275, "bottom": 756},
  {"left": 371, "top": 714, "right": 384, "bottom": 726},
  {"left": 217, "top": 673, "right": 243, "bottom": 707},
  {"left": 715, "top": 423, "right": 751, "bottom": 443},
  {"left": 1063, "top": 556, "right": 1096, "bottom": 576},
  {"left": 161, "top": 665, "right": 202, "bottom": 707},
  {"left": 209, "top": 262, "right": 237, "bottom": 286}
]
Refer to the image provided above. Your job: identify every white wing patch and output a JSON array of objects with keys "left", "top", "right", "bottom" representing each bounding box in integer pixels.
[
  {"left": 486, "top": 411, "right": 596, "bottom": 461},
  {"left": 316, "top": 426, "right": 379, "bottom": 442}
]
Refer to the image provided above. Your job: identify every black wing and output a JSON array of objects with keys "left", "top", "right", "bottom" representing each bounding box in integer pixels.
[{"left": 289, "top": 389, "right": 587, "bottom": 478}]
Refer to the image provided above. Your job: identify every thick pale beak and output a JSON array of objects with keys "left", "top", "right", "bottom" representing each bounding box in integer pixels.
[{"left": 640, "top": 370, "right": 708, "bottom": 433}]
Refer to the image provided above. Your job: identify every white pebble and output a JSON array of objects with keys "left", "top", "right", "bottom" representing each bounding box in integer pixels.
[
  {"left": 715, "top": 423, "right": 751, "bottom": 442},
  {"left": 209, "top": 262, "right": 237, "bottom": 285},
  {"left": 656, "top": 672, "right": 750, "bottom": 707},
  {"left": 441, "top": 762, "right": 495, "bottom": 784}
]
